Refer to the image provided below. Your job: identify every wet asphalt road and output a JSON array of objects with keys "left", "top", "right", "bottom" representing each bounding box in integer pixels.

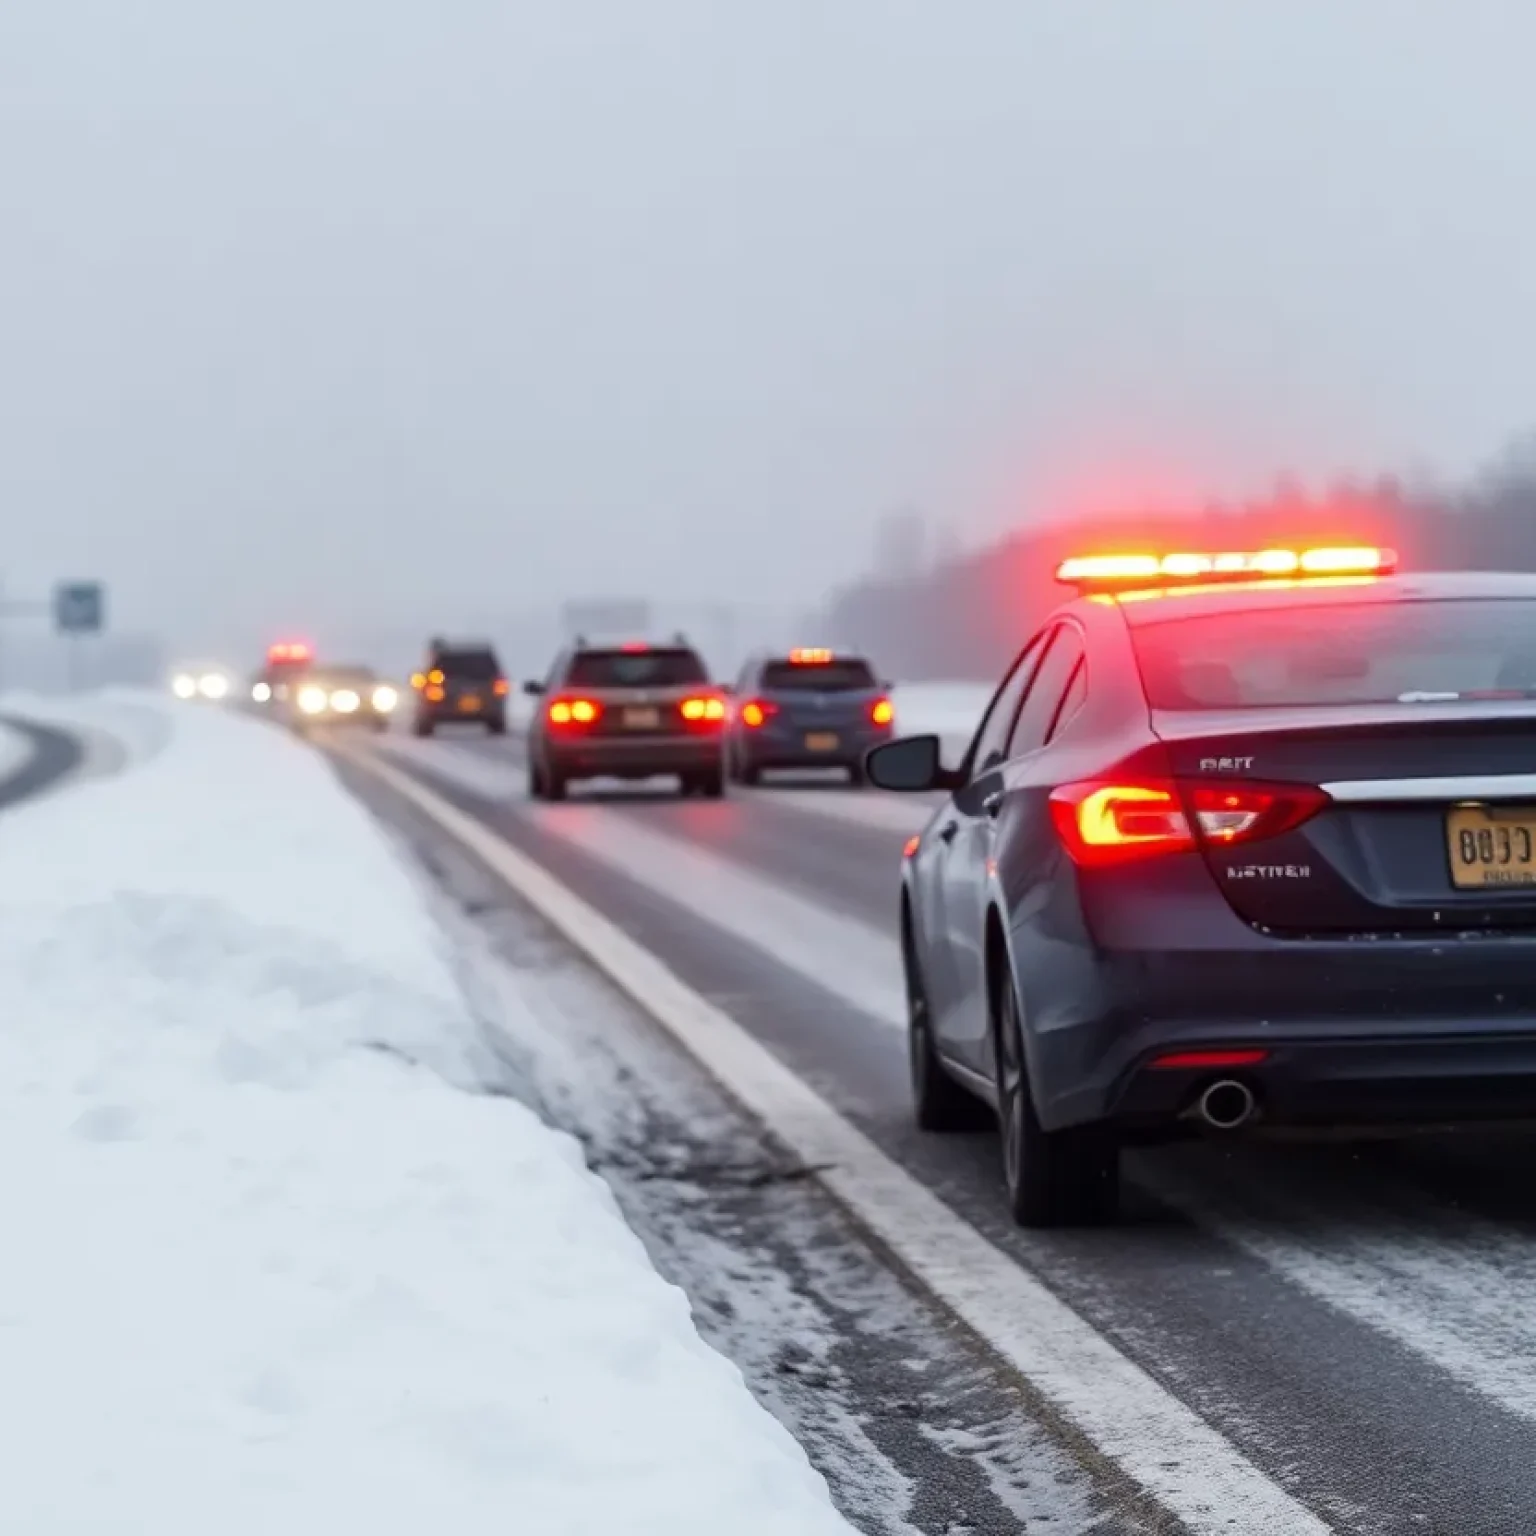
[{"left": 355, "top": 725, "right": 1536, "bottom": 1536}]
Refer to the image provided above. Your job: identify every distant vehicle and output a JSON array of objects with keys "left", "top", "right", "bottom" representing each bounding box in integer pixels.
[
  {"left": 289, "top": 664, "right": 397, "bottom": 732},
  {"left": 725, "top": 648, "right": 895, "bottom": 785},
  {"left": 170, "top": 664, "right": 233, "bottom": 702},
  {"left": 408, "top": 638, "right": 509, "bottom": 736},
  {"left": 524, "top": 636, "right": 725, "bottom": 800},
  {"left": 250, "top": 641, "right": 315, "bottom": 707}
]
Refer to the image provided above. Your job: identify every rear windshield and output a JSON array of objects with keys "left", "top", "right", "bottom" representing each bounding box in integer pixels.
[
  {"left": 435, "top": 649, "right": 500, "bottom": 680},
  {"left": 1130, "top": 599, "right": 1536, "bottom": 709},
  {"left": 565, "top": 648, "right": 708, "bottom": 688},
  {"left": 761, "top": 658, "right": 877, "bottom": 692}
]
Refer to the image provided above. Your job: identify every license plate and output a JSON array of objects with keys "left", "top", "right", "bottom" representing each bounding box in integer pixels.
[
  {"left": 459, "top": 695, "right": 482, "bottom": 712},
  {"left": 624, "top": 707, "right": 660, "bottom": 729},
  {"left": 805, "top": 731, "right": 840, "bottom": 751},
  {"left": 1446, "top": 803, "right": 1536, "bottom": 888}
]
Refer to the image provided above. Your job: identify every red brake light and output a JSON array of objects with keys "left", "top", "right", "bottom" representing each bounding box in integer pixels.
[
  {"left": 870, "top": 697, "right": 894, "bottom": 726},
  {"left": 1049, "top": 778, "right": 1328, "bottom": 867},
  {"left": 549, "top": 697, "right": 600, "bottom": 726},
  {"left": 493, "top": 678, "right": 509, "bottom": 696},
  {"left": 680, "top": 695, "right": 726, "bottom": 722},
  {"left": 739, "top": 700, "right": 775, "bottom": 728},
  {"left": 1149, "top": 1048, "right": 1270, "bottom": 1071}
]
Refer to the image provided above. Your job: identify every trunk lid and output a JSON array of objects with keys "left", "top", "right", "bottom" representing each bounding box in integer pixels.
[{"left": 1153, "top": 701, "right": 1536, "bottom": 933}]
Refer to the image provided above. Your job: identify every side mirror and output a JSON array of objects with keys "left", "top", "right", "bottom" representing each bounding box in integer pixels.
[
  {"left": 864, "top": 734, "right": 958, "bottom": 793},
  {"left": 522, "top": 679, "right": 545, "bottom": 696}
]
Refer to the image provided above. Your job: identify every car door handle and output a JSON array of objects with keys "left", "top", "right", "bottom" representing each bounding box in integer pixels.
[
  {"left": 936, "top": 820, "right": 959, "bottom": 844},
  {"left": 982, "top": 791, "right": 1004, "bottom": 818}
]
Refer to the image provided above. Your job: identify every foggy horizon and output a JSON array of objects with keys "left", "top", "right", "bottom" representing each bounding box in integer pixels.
[{"left": 5, "top": 2, "right": 1536, "bottom": 660}]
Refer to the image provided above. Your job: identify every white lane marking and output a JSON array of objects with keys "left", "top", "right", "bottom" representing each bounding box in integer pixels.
[
  {"left": 516, "top": 800, "right": 906, "bottom": 1029},
  {"left": 375, "top": 736, "right": 523, "bottom": 799},
  {"left": 341, "top": 745, "right": 1332, "bottom": 1536},
  {"left": 1143, "top": 1157, "right": 1536, "bottom": 1425}
]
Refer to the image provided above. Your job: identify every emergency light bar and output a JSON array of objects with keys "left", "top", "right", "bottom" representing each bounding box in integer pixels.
[
  {"left": 1054, "top": 546, "right": 1397, "bottom": 588},
  {"left": 788, "top": 647, "right": 834, "bottom": 663},
  {"left": 266, "top": 641, "right": 313, "bottom": 663}
]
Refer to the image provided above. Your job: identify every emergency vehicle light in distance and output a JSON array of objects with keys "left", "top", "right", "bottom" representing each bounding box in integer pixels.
[
  {"left": 788, "top": 647, "right": 833, "bottom": 663},
  {"left": 1054, "top": 546, "right": 1397, "bottom": 587}
]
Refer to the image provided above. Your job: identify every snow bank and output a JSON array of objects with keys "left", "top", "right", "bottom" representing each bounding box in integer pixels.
[
  {"left": 0, "top": 698, "right": 853, "bottom": 1535},
  {"left": 0, "top": 720, "right": 29, "bottom": 780}
]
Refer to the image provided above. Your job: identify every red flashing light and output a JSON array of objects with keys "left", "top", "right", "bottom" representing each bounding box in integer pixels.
[
  {"left": 620, "top": 641, "right": 649, "bottom": 653},
  {"left": 267, "top": 641, "right": 312, "bottom": 664},
  {"left": 739, "top": 700, "right": 775, "bottom": 728},
  {"left": 680, "top": 695, "right": 726, "bottom": 722},
  {"left": 1149, "top": 1048, "right": 1270, "bottom": 1071},
  {"left": 870, "top": 697, "right": 895, "bottom": 726},
  {"left": 549, "top": 696, "right": 600, "bottom": 727},
  {"left": 1048, "top": 778, "right": 1329, "bottom": 868},
  {"left": 1055, "top": 546, "right": 1396, "bottom": 588}
]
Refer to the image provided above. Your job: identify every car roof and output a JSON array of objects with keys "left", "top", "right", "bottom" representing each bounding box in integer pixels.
[{"left": 1063, "top": 570, "right": 1536, "bottom": 628}]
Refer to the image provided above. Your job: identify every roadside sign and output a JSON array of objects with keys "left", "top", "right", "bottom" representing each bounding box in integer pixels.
[{"left": 54, "top": 581, "right": 104, "bottom": 633}]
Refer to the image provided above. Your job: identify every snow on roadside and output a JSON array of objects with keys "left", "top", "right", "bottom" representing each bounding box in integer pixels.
[
  {"left": 0, "top": 719, "right": 29, "bottom": 779},
  {"left": 0, "top": 695, "right": 856, "bottom": 1535}
]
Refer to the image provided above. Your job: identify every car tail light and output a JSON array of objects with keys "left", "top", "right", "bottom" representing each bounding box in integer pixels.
[
  {"left": 902, "top": 834, "right": 920, "bottom": 858},
  {"left": 549, "top": 696, "right": 601, "bottom": 727},
  {"left": 410, "top": 672, "right": 425, "bottom": 689},
  {"left": 425, "top": 685, "right": 445, "bottom": 702},
  {"left": 1149, "top": 1048, "right": 1270, "bottom": 1070},
  {"left": 739, "top": 699, "right": 776, "bottom": 728},
  {"left": 680, "top": 694, "right": 726, "bottom": 722},
  {"left": 1049, "top": 778, "right": 1329, "bottom": 868},
  {"left": 870, "top": 697, "right": 894, "bottom": 726},
  {"left": 493, "top": 678, "right": 509, "bottom": 696}
]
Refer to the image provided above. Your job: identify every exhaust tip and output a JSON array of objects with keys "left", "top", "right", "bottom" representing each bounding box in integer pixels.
[{"left": 1198, "top": 1078, "right": 1256, "bottom": 1131}]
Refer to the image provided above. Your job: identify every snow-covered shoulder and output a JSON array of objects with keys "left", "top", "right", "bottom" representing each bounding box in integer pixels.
[
  {"left": 0, "top": 698, "right": 853, "bottom": 1534},
  {"left": 0, "top": 718, "right": 31, "bottom": 780}
]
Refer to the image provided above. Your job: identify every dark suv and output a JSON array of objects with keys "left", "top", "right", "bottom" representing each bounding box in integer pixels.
[
  {"left": 725, "top": 648, "right": 895, "bottom": 784},
  {"left": 524, "top": 639, "right": 725, "bottom": 800},
  {"left": 410, "top": 638, "right": 508, "bottom": 736}
]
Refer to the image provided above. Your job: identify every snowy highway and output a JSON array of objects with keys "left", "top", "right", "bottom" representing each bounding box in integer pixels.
[{"left": 341, "top": 689, "right": 1536, "bottom": 1536}]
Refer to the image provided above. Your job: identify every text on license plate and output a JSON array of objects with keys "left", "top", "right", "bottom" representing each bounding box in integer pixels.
[
  {"left": 624, "top": 707, "right": 660, "bottom": 729},
  {"left": 805, "top": 731, "right": 840, "bottom": 751},
  {"left": 1446, "top": 803, "right": 1536, "bottom": 888},
  {"left": 459, "top": 695, "right": 482, "bottom": 711}
]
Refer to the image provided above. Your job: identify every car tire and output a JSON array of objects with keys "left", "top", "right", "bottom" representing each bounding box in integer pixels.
[
  {"left": 906, "top": 921, "right": 990, "bottom": 1133},
  {"left": 993, "top": 966, "right": 1120, "bottom": 1228},
  {"left": 487, "top": 717, "right": 507, "bottom": 736},
  {"left": 847, "top": 760, "right": 868, "bottom": 787},
  {"left": 733, "top": 750, "right": 760, "bottom": 786},
  {"left": 544, "top": 769, "right": 568, "bottom": 801},
  {"left": 527, "top": 759, "right": 545, "bottom": 800},
  {"left": 697, "top": 766, "right": 725, "bottom": 799},
  {"left": 413, "top": 718, "right": 433, "bottom": 738}
]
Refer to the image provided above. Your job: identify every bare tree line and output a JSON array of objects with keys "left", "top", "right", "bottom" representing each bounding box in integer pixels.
[{"left": 822, "top": 458, "right": 1536, "bottom": 679}]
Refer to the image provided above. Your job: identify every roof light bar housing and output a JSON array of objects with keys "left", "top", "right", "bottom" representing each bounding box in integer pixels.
[{"left": 1055, "top": 546, "right": 1397, "bottom": 590}]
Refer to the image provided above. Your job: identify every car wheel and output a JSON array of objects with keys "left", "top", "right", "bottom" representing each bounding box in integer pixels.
[
  {"left": 847, "top": 760, "right": 868, "bottom": 787},
  {"left": 527, "top": 759, "right": 545, "bottom": 800},
  {"left": 487, "top": 717, "right": 507, "bottom": 736},
  {"left": 993, "top": 968, "right": 1120, "bottom": 1227},
  {"left": 413, "top": 718, "right": 433, "bottom": 738},
  {"left": 697, "top": 766, "right": 725, "bottom": 799},
  {"left": 545, "top": 770, "right": 568, "bottom": 802},
  {"left": 906, "top": 920, "right": 990, "bottom": 1133},
  {"left": 734, "top": 751, "right": 760, "bottom": 786}
]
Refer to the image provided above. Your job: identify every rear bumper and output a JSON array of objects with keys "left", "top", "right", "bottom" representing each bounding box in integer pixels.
[
  {"left": 733, "top": 724, "right": 892, "bottom": 769},
  {"left": 544, "top": 735, "right": 722, "bottom": 779},
  {"left": 420, "top": 700, "right": 505, "bottom": 724},
  {"left": 1019, "top": 917, "right": 1536, "bottom": 1133}
]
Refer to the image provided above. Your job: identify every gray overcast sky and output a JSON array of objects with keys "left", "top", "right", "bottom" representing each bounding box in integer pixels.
[{"left": 2, "top": 1, "right": 1535, "bottom": 649}]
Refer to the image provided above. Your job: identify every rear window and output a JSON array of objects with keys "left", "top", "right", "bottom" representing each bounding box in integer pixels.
[
  {"left": 761, "top": 658, "right": 877, "bottom": 692},
  {"left": 1129, "top": 599, "right": 1536, "bottom": 709},
  {"left": 435, "top": 648, "right": 500, "bottom": 680},
  {"left": 564, "top": 648, "right": 708, "bottom": 688}
]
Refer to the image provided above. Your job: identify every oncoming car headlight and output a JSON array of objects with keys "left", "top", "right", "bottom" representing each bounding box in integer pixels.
[
  {"left": 371, "top": 684, "right": 398, "bottom": 712},
  {"left": 172, "top": 674, "right": 197, "bottom": 699},
  {"left": 297, "top": 685, "right": 329, "bottom": 714},
  {"left": 251, "top": 681, "right": 272, "bottom": 702},
  {"left": 197, "top": 673, "right": 229, "bottom": 700},
  {"left": 330, "top": 689, "right": 361, "bottom": 713}
]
